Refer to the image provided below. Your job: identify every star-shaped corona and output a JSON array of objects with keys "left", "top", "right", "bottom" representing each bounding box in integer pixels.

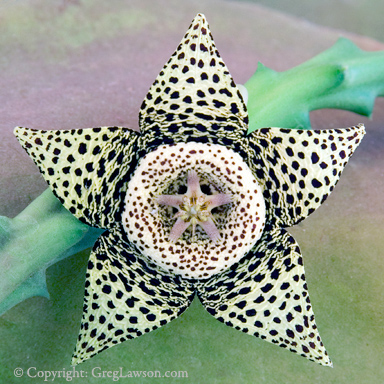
[
  {"left": 14, "top": 14, "right": 365, "bottom": 367},
  {"left": 157, "top": 170, "right": 233, "bottom": 243}
]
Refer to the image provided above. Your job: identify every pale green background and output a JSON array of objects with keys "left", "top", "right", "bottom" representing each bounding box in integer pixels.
[{"left": 0, "top": 1, "right": 383, "bottom": 383}]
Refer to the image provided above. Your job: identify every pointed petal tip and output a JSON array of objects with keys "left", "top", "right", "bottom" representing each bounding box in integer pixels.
[
  {"left": 193, "top": 13, "right": 208, "bottom": 22},
  {"left": 321, "top": 355, "right": 333, "bottom": 368},
  {"left": 350, "top": 123, "right": 366, "bottom": 146},
  {"left": 13, "top": 126, "right": 27, "bottom": 138},
  {"left": 13, "top": 126, "right": 34, "bottom": 150},
  {"left": 357, "top": 123, "right": 366, "bottom": 133},
  {"left": 70, "top": 355, "right": 82, "bottom": 366},
  {"left": 71, "top": 353, "right": 91, "bottom": 366},
  {"left": 189, "top": 13, "right": 210, "bottom": 32}
]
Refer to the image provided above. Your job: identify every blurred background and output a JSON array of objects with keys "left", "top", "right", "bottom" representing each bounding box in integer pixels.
[{"left": 231, "top": 0, "right": 384, "bottom": 42}]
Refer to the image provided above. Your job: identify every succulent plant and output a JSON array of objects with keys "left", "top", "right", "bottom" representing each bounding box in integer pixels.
[{"left": 2, "top": 12, "right": 382, "bottom": 367}]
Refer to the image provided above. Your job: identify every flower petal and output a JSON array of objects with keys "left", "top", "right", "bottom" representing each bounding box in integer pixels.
[
  {"left": 14, "top": 126, "right": 139, "bottom": 229},
  {"left": 246, "top": 125, "right": 365, "bottom": 226},
  {"left": 72, "top": 228, "right": 194, "bottom": 365},
  {"left": 138, "top": 13, "right": 248, "bottom": 154},
  {"left": 197, "top": 227, "right": 332, "bottom": 367}
]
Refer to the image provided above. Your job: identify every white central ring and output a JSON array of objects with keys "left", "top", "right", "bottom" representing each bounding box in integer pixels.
[{"left": 122, "top": 142, "right": 265, "bottom": 279}]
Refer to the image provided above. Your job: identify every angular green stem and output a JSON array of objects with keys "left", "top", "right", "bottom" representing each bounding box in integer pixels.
[
  {"left": 246, "top": 38, "right": 384, "bottom": 131},
  {"left": 0, "top": 189, "right": 102, "bottom": 315},
  {"left": 1, "top": 37, "right": 383, "bottom": 315}
]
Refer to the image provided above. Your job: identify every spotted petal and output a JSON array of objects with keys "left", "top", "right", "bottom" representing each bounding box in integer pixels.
[
  {"left": 72, "top": 228, "right": 194, "bottom": 365},
  {"left": 139, "top": 13, "right": 248, "bottom": 154},
  {"left": 246, "top": 125, "right": 365, "bottom": 227},
  {"left": 14, "top": 126, "right": 139, "bottom": 228},
  {"left": 197, "top": 227, "right": 332, "bottom": 366}
]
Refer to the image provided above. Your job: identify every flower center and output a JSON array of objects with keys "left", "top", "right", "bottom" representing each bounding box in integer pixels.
[
  {"left": 157, "top": 170, "right": 232, "bottom": 243},
  {"left": 122, "top": 142, "right": 266, "bottom": 279}
]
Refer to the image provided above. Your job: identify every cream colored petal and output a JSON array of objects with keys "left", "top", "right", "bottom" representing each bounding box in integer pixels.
[
  {"left": 197, "top": 227, "right": 332, "bottom": 367},
  {"left": 14, "top": 126, "right": 139, "bottom": 229},
  {"left": 246, "top": 125, "right": 365, "bottom": 226},
  {"left": 72, "top": 229, "right": 194, "bottom": 365}
]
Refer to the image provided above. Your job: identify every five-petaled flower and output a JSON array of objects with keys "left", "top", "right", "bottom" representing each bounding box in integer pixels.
[{"left": 15, "top": 14, "right": 365, "bottom": 366}]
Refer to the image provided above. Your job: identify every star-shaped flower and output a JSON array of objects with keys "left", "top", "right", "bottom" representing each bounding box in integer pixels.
[{"left": 14, "top": 14, "right": 365, "bottom": 367}]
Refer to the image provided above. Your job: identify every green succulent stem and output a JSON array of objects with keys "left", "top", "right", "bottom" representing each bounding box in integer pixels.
[
  {"left": 1, "top": 37, "right": 383, "bottom": 315},
  {"left": 0, "top": 189, "right": 102, "bottom": 315},
  {"left": 246, "top": 38, "right": 384, "bottom": 131}
]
